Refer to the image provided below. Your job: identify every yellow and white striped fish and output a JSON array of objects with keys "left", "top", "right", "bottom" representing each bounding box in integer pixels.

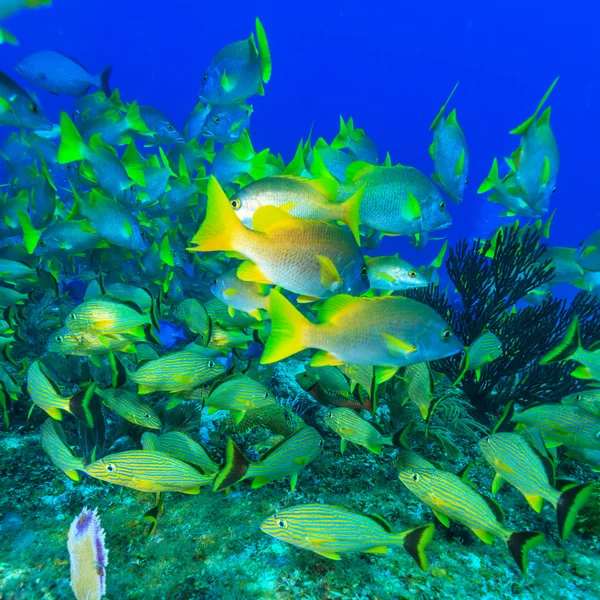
[
  {"left": 27, "top": 360, "right": 95, "bottom": 427},
  {"left": 479, "top": 433, "right": 593, "bottom": 540},
  {"left": 204, "top": 374, "right": 275, "bottom": 423},
  {"left": 213, "top": 426, "right": 323, "bottom": 492},
  {"left": 261, "top": 504, "right": 433, "bottom": 569},
  {"left": 398, "top": 468, "right": 544, "bottom": 574},
  {"left": 324, "top": 407, "right": 393, "bottom": 454},
  {"left": 158, "top": 431, "right": 219, "bottom": 474},
  {"left": 130, "top": 350, "right": 229, "bottom": 394},
  {"left": 40, "top": 419, "right": 85, "bottom": 482},
  {"left": 85, "top": 451, "right": 214, "bottom": 493},
  {"left": 96, "top": 387, "right": 162, "bottom": 429}
]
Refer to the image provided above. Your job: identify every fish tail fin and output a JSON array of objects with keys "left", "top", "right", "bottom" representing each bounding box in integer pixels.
[
  {"left": 340, "top": 184, "right": 364, "bottom": 244},
  {"left": 477, "top": 158, "right": 499, "bottom": 194},
  {"left": 58, "top": 112, "right": 86, "bottom": 164},
  {"left": 255, "top": 18, "right": 271, "bottom": 83},
  {"left": 556, "top": 482, "right": 594, "bottom": 541},
  {"left": 506, "top": 530, "right": 545, "bottom": 574},
  {"left": 99, "top": 64, "right": 113, "bottom": 97},
  {"left": 213, "top": 438, "right": 250, "bottom": 492},
  {"left": 249, "top": 148, "right": 269, "bottom": 180},
  {"left": 397, "top": 523, "right": 435, "bottom": 571},
  {"left": 391, "top": 422, "right": 412, "bottom": 450},
  {"left": 539, "top": 316, "right": 580, "bottom": 365},
  {"left": 189, "top": 176, "right": 248, "bottom": 253},
  {"left": 68, "top": 383, "right": 96, "bottom": 428},
  {"left": 261, "top": 289, "right": 313, "bottom": 364},
  {"left": 123, "top": 101, "right": 149, "bottom": 135},
  {"left": 108, "top": 351, "right": 128, "bottom": 389}
]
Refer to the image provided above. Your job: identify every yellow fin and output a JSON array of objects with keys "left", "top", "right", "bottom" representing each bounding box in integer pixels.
[
  {"left": 316, "top": 255, "right": 342, "bottom": 291},
  {"left": 316, "top": 294, "right": 362, "bottom": 325},
  {"left": 382, "top": 333, "right": 417, "bottom": 357},
  {"left": 401, "top": 192, "right": 421, "bottom": 221},
  {"left": 365, "top": 546, "right": 388, "bottom": 554},
  {"left": 46, "top": 407, "right": 63, "bottom": 421},
  {"left": 471, "top": 528, "right": 494, "bottom": 544},
  {"left": 237, "top": 260, "right": 273, "bottom": 284},
  {"left": 252, "top": 205, "right": 298, "bottom": 233},
  {"left": 310, "top": 350, "right": 343, "bottom": 367},
  {"left": 524, "top": 493, "right": 544, "bottom": 513}
]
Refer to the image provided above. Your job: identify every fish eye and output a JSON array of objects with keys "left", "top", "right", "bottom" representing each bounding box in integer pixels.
[
  {"left": 465, "top": 178, "right": 469, "bottom": 185},
  {"left": 55, "top": 335, "right": 63, "bottom": 343},
  {"left": 441, "top": 327, "right": 452, "bottom": 341},
  {"left": 213, "top": 116, "right": 220, "bottom": 125},
  {"left": 327, "top": 412, "right": 333, "bottom": 419},
  {"left": 408, "top": 270, "right": 417, "bottom": 278},
  {"left": 319, "top": 438, "right": 324, "bottom": 447},
  {"left": 360, "top": 265, "right": 368, "bottom": 278},
  {"left": 485, "top": 436, "right": 492, "bottom": 443},
  {"left": 30, "top": 103, "right": 39, "bottom": 114},
  {"left": 208, "top": 360, "right": 215, "bottom": 368},
  {"left": 144, "top": 413, "right": 151, "bottom": 419},
  {"left": 106, "top": 463, "right": 116, "bottom": 473},
  {"left": 545, "top": 291, "right": 552, "bottom": 297},
  {"left": 412, "top": 473, "right": 420, "bottom": 482},
  {"left": 202, "top": 73, "right": 208, "bottom": 83},
  {"left": 552, "top": 186, "right": 557, "bottom": 194},
  {"left": 167, "top": 125, "right": 174, "bottom": 131},
  {"left": 70, "top": 313, "right": 77, "bottom": 320},
  {"left": 263, "top": 391, "right": 269, "bottom": 398},
  {"left": 230, "top": 198, "right": 241, "bottom": 210},
  {"left": 277, "top": 519, "right": 288, "bottom": 529},
  {"left": 596, "top": 431, "right": 600, "bottom": 439},
  {"left": 38, "top": 239, "right": 46, "bottom": 247},
  {"left": 438, "top": 200, "right": 446, "bottom": 211}
]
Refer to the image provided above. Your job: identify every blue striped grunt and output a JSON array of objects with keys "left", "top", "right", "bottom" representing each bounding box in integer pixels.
[
  {"left": 539, "top": 316, "right": 600, "bottom": 381},
  {"left": 27, "top": 360, "right": 95, "bottom": 427},
  {"left": 479, "top": 432, "right": 593, "bottom": 540},
  {"left": 404, "top": 362, "right": 435, "bottom": 420},
  {"left": 454, "top": 330, "right": 503, "bottom": 385},
  {"left": 40, "top": 419, "right": 85, "bottom": 482},
  {"left": 48, "top": 327, "right": 140, "bottom": 356},
  {"left": 399, "top": 468, "right": 545, "bottom": 574},
  {"left": 129, "top": 350, "right": 229, "bottom": 394},
  {"left": 85, "top": 450, "right": 214, "bottom": 493},
  {"left": 566, "top": 447, "right": 600, "bottom": 472},
  {"left": 157, "top": 431, "right": 219, "bottom": 474},
  {"left": 173, "top": 298, "right": 211, "bottom": 340},
  {"left": 324, "top": 407, "right": 393, "bottom": 455},
  {"left": 260, "top": 504, "right": 433, "bottom": 569},
  {"left": 96, "top": 387, "right": 161, "bottom": 429},
  {"left": 141, "top": 431, "right": 162, "bottom": 451},
  {"left": 213, "top": 426, "right": 323, "bottom": 492},
  {"left": 561, "top": 389, "right": 600, "bottom": 417},
  {"left": 393, "top": 449, "right": 437, "bottom": 473},
  {"left": 511, "top": 403, "right": 600, "bottom": 450},
  {"left": 204, "top": 373, "right": 275, "bottom": 423}
]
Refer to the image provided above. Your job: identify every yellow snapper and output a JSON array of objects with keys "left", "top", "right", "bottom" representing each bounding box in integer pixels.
[
  {"left": 404, "top": 362, "right": 435, "bottom": 420},
  {"left": 365, "top": 255, "right": 428, "bottom": 292},
  {"left": 324, "top": 407, "right": 393, "bottom": 455},
  {"left": 331, "top": 116, "right": 379, "bottom": 163},
  {"left": 95, "top": 387, "right": 161, "bottom": 429},
  {"left": 210, "top": 267, "right": 270, "bottom": 321},
  {"left": 261, "top": 504, "right": 433, "bottom": 568},
  {"left": 157, "top": 431, "right": 219, "bottom": 474},
  {"left": 189, "top": 177, "right": 369, "bottom": 301},
  {"left": 454, "top": 330, "right": 503, "bottom": 385},
  {"left": 399, "top": 468, "right": 544, "bottom": 574},
  {"left": 204, "top": 373, "right": 275, "bottom": 423},
  {"left": 129, "top": 349, "right": 228, "bottom": 394},
  {"left": 231, "top": 175, "right": 364, "bottom": 243},
  {"left": 27, "top": 360, "right": 95, "bottom": 427},
  {"left": 261, "top": 289, "right": 461, "bottom": 370},
  {"left": 479, "top": 432, "right": 593, "bottom": 540},
  {"left": 511, "top": 403, "right": 600, "bottom": 450},
  {"left": 213, "top": 426, "right": 323, "bottom": 492},
  {"left": 48, "top": 327, "right": 140, "bottom": 356},
  {"left": 85, "top": 451, "right": 214, "bottom": 493},
  {"left": 40, "top": 418, "right": 85, "bottom": 482}
]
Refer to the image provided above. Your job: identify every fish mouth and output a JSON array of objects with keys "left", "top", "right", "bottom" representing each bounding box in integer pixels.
[{"left": 201, "top": 129, "right": 214, "bottom": 139}]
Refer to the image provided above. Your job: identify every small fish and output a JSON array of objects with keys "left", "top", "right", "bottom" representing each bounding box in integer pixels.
[
  {"left": 173, "top": 298, "right": 211, "bottom": 340},
  {"left": 261, "top": 504, "right": 433, "bottom": 568},
  {"left": 206, "top": 324, "right": 253, "bottom": 350},
  {"left": 324, "top": 407, "right": 393, "bottom": 454},
  {"left": 479, "top": 433, "right": 593, "bottom": 540},
  {"left": 73, "top": 89, "right": 125, "bottom": 123},
  {"left": 331, "top": 117, "right": 378, "bottom": 164},
  {"left": 576, "top": 229, "right": 600, "bottom": 272},
  {"left": 429, "top": 83, "right": 469, "bottom": 204},
  {"left": 261, "top": 290, "right": 461, "bottom": 372},
  {"left": 198, "top": 17, "right": 271, "bottom": 105},
  {"left": 189, "top": 177, "right": 369, "bottom": 301},
  {"left": 85, "top": 450, "right": 214, "bottom": 493},
  {"left": 539, "top": 316, "right": 600, "bottom": 381},
  {"left": 40, "top": 418, "right": 85, "bottom": 482},
  {"left": 213, "top": 426, "right": 323, "bottom": 492},
  {"left": 48, "top": 328, "right": 140, "bottom": 356},
  {"left": 96, "top": 387, "right": 161, "bottom": 429},
  {"left": 296, "top": 372, "right": 372, "bottom": 412},
  {"left": 404, "top": 362, "right": 435, "bottom": 420},
  {"left": 210, "top": 130, "right": 269, "bottom": 186},
  {"left": 204, "top": 297, "right": 263, "bottom": 330},
  {"left": 204, "top": 373, "right": 275, "bottom": 423},
  {"left": 511, "top": 403, "right": 600, "bottom": 450},
  {"left": 141, "top": 431, "right": 162, "bottom": 451},
  {"left": 15, "top": 51, "right": 112, "bottom": 97},
  {"left": 539, "top": 247, "right": 584, "bottom": 286},
  {"left": 338, "top": 363, "right": 373, "bottom": 395},
  {"left": 201, "top": 104, "right": 251, "bottom": 145},
  {"left": 365, "top": 255, "right": 428, "bottom": 291},
  {"left": 184, "top": 101, "right": 211, "bottom": 140},
  {"left": 231, "top": 175, "right": 364, "bottom": 243},
  {"left": 0, "top": 258, "right": 37, "bottom": 284},
  {"left": 210, "top": 267, "right": 270, "bottom": 321},
  {"left": 399, "top": 468, "right": 545, "bottom": 574},
  {"left": 0, "top": 71, "right": 52, "bottom": 130},
  {"left": 454, "top": 331, "right": 503, "bottom": 385},
  {"left": 129, "top": 350, "right": 228, "bottom": 394},
  {"left": 561, "top": 389, "right": 600, "bottom": 417},
  {"left": 0, "top": 0, "right": 51, "bottom": 22},
  {"left": 78, "top": 102, "right": 149, "bottom": 146},
  {"left": 157, "top": 431, "right": 219, "bottom": 475},
  {"left": 27, "top": 360, "right": 95, "bottom": 426},
  {"left": 137, "top": 105, "right": 184, "bottom": 145},
  {"left": 565, "top": 447, "right": 600, "bottom": 473},
  {"left": 305, "top": 365, "right": 350, "bottom": 396}
]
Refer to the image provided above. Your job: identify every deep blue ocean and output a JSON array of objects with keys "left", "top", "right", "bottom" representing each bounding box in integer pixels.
[{"left": 3, "top": 0, "right": 598, "bottom": 270}]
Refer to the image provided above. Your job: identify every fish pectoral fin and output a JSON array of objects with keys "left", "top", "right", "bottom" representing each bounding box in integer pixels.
[
  {"left": 222, "top": 288, "right": 239, "bottom": 299},
  {"left": 316, "top": 254, "right": 342, "bottom": 291},
  {"left": 433, "top": 510, "right": 450, "bottom": 527},
  {"left": 365, "top": 546, "right": 388, "bottom": 554},
  {"left": 237, "top": 260, "right": 273, "bottom": 284},
  {"left": 471, "top": 528, "right": 495, "bottom": 545},
  {"left": 375, "top": 272, "right": 396, "bottom": 283},
  {"left": 310, "top": 350, "right": 343, "bottom": 367},
  {"left": 382, "top": 333, "right": 416, "bottom": 358},
  {"left": 401, "top": 192, "right": 422, "bottom": 221},
  {"left": 297, "top": 295, "right": 321, "bottom": 304},
  {"left": 524, "top": 493, "right": 544, "bottom": 513},
  {"left": 250, "top": 476, "right": 270, "bottom": 489},
  {"left": 491, "top": 473, "right": 504, "bottom": 494}
]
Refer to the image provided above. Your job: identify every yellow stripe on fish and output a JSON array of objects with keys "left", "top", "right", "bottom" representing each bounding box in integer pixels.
[
  {"left": 96, "top": 387, "right": 161, "bottom": 429},
  {"left": 40, "top": 419, "right": 85, "bottom": 482},
  {"left": 261, "top": 503, "right": 433, "bottom": 569},
  {"left": 324, "top": 407, "right": 393, "bottom": 454},
  {"left": 158, "top": 431, "right": 219, "bottom": 474}
]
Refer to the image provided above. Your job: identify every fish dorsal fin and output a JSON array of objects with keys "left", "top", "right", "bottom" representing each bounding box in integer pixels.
[
  {"left": 317, "top": 294, "right": 362, "bottom": 325},
  {"left": 430, "top": 82, "right": 459, "bottom": 130},
  {"left": 364, "top": 513, "right": 392, "bottom": 533},
  {"left": 282, "top": 140, "right": 305, "bottom": 175},
  {"left": 510, "top": 76, "right": 559, "bottom": 136},
  {"left": 252, "top": 205, "right": 298, "bottom": 233},
  {"left": 346, "top": 160, "right": 376, "bottom": 183}
]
